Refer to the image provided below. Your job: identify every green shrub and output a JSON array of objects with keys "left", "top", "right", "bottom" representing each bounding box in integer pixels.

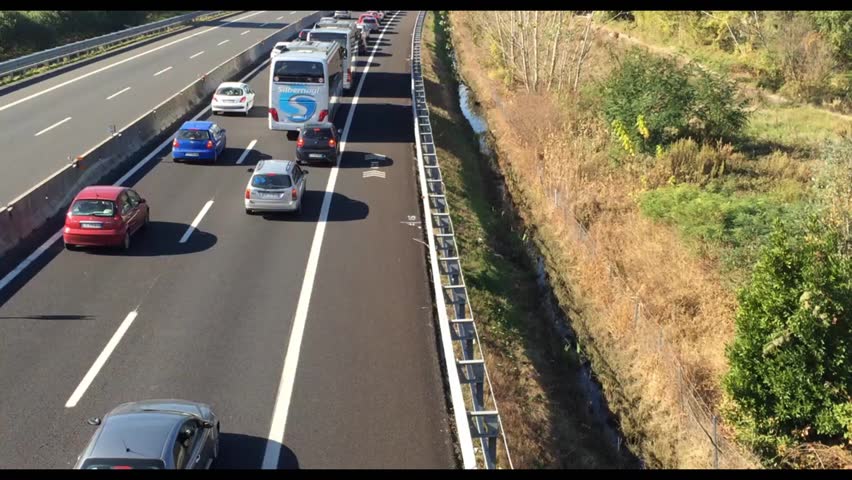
[
  {"left": 724, "top": 217, "right": 852, "bottom": 454},
  {"left": 809, "top": 11, "right": 852, "bottom": 67},
  {"left": 601, "top": 48, "right": 748, "bottom": 154}
]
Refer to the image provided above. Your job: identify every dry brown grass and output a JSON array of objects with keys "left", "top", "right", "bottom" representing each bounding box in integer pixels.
[
  {"left": 421, "top": 12, "right": 632, "bottom": 469},
  {"left": 449, "top": 11, "right": 760, "bottom": 468}
]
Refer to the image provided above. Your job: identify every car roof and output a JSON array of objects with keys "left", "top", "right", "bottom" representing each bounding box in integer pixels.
[
  {"left": 254, "top": 159, "right": 295, "bottom": 175},
  {"left": 86, "top": 412, "right": 183, "bottom": 461},
  {"left": 75, "top": 186, "right": 125, "bottom": 201},
  {"left": 217, "top": 82, "right": 245, "bottom": 88},
  {"left": 180, "top": 121, "right": 214, "bottom": 131}
]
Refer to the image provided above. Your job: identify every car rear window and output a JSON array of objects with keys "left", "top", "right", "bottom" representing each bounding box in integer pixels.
[
  {"left": 302, "top": 127, "right": 333, "bottom": 140},
  {"left": 251, "top": 174, "right": 292, "bottom": 189},
  {"left": 272, "top": 60, "right": 324, "bottom": 83},
  {"left": 216, "top": 86, "right": 243, "bottom": 96},
  {"left": 81, "top": 458, "right": 165, "bottom": 469},
  {"left": 71, "top": 200, "right": 115, "bottom": 217},
  {"left": 177, "top": 129, "right": 210, "bottom": 140}
]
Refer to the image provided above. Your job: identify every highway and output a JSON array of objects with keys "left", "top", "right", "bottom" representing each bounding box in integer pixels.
[
  {"left": 0, "top": 11, "right": 313, "bottom": 206},
  {"left": 0, "top": 11, "right": 457, "bottom": 468}
]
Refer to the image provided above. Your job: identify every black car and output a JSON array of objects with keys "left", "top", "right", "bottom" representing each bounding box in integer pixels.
[{"left": 296, "top": 122, "right": 341, "bottom": 166}]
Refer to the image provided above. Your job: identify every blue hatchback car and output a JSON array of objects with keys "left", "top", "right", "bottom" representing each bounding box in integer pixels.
[{"left": 172, "top": 121, "right": 226, "bottom": 162}]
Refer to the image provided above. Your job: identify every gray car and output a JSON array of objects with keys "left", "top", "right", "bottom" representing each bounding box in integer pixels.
[
  {"left": 245, "top": 159, "right": 308, "bottom": 215},
  {"left": 73, "top": 399, "right": 220, "bottom": 469}
]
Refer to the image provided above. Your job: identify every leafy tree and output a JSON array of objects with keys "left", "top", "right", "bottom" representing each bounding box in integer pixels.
[{"left": 724, "top": 217, "right": 852, "bottom": 451}]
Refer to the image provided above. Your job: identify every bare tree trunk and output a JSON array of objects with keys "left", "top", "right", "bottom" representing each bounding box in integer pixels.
[
  {"left": 517, "top": 12, "right": 532, "bottom": 92},
  {"left": 532, "top": 10, "right": 540, "bottom": 92},
  {"left": 509, "top": 11, "right": 520, "bottom": 87},
  {"left": 546, "top": 12, "right": 565, "bottom": 92},
  {"left": 492, "top": 12, "right": 510, "bottom": 76},
  {"left": 573, "top": 13, "right": 594, "bottom": 92}
]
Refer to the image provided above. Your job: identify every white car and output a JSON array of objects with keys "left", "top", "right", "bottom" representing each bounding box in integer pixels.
[
  {"left": 211, "top": 82, "right": 255, "bottom": 116},
  {"left": 333, "top": 11, "right": 351, "bottom": 19}
]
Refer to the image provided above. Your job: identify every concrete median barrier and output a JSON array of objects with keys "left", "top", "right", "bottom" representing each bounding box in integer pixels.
[{"left": 0, "top": 11, "right": 329, "bottom": 267}]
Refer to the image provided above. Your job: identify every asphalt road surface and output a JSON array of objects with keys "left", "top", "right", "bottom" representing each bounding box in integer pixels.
[
  {"left": 0, "top": 11, "right": 457, "bottom": 469},
  {"left": 0, "top": 11, "right": 312, "bottom": 205}
]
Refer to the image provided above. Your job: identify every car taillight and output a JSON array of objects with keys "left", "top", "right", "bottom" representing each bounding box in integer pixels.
[
  {"left": 328, "top": 138, "right": 336, "bottom": 147},
  {"left": 173, "top": 138, "right": 179, "bottom": 148},
  {"left": 245, "top": 188, "right": 251, "bottom": 199},
  {"left": 291, "top": 188, "right": 298, "bottom": 200},
  {"left": 240, "top": 96, "right": 247, "bottom": 103},
  {"left": 269, "top": 108, "right": 279, "bottom": 122},
  {"left": 347, "top": 68, "right": 352, "bottom": 83},
  {"left": 206, "top": 140, "right": 214, "bottom": 149},
  {"left": 296, "top": 137, "right": 304, "bottom": 148},
  {"left": 319, "top": 109, "right": 328, "bottom": 122}
]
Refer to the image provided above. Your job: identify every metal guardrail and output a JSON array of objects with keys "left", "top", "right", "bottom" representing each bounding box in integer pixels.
[
  {"left": 0, "top": 11, "right": 225, "bottom": 78},
  {"left": 410, "top": 11, "right": 512, "bottom": 470}
]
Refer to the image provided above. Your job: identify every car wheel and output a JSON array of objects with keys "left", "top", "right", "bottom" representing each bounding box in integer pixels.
[
  {"left": 64, "top": 243, "right": 76, "bottom": 251},
  {"left": 141, "top": 210, "right": 150, "bottom": 230},
  {"left": 122, "top": 232, "right": 131, "bottom": 251},
  {"left": 174, "top": 157, "right": 182, "bottom": 163},
  {"left": 245, "top": 209, "right": 253, "bottom": 215},
  {"left": 296, "top": 200, "right": 302, "bottom": 215}
]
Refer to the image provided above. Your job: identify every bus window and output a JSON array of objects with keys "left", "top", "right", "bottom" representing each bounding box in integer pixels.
[{"left": 273, "top": 61, "right": 325, "bottom": 84}]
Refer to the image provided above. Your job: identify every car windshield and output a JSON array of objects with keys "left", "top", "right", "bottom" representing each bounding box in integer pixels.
[
  {"left": 251, "top": 174, "right": 292, "bottom": 189},
  {"left": 71, "top": 199, "right": 115, "bottom": 217},
  {"left": 81, "top": 458, "right": 165, "bottom": 469},
  {"left": 177, "top": 129, "right": 210, "bottom": 141},
  {"left": 216, "top": 86, "right": 243, "bottom": 96},
  {"left": 272, "top": 60, "right": 324, "bottom": 83}
]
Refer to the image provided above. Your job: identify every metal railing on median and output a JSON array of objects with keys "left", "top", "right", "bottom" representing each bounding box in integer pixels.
[
  {"left": 409, "top": 10, "right": 512, "bottom": 470},
  {"left": 0, "top": 11, "right": 227, "bottom": 79}
]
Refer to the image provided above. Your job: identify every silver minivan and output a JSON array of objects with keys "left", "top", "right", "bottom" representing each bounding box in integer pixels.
[{"left": 244, "top": 160, "right": 308, "bottom": 215}]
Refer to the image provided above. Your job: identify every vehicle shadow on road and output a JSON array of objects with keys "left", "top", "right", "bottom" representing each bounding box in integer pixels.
[
  {"left": 0, "top": 314, "right": 93, "bottom": 320},
  {"left": 258, "top": 191, "right": 369, "bottom": 223},
  {"left": 339, "top": 151, "right": 395, "bottom": 169},
  {"left": 215, "top": 433, "right": 299, "bottom": 469},
  {"left": 82, "top": 221, "right": 217, "bottom": 257},
  {"left": 344, "top": 103, "right": 414, "bottom": 143},
  {"left": 353, "top": 60, "right": 381, "bottom": 68}
]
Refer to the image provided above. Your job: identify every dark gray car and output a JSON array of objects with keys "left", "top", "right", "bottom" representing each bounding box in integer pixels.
[{"left": 73, "top": 399, "right": 220, "bottom": 469}]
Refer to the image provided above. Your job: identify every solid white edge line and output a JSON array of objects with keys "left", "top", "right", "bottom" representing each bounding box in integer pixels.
[
  {"left": 236, "top": 139, "right": 257, "bottom": 165},
  {"left": 153, "top": 66, "right": 173, "bottom": 76},
  {"left": 34, "top": 116, "right": 72, "bottom": 137},
  {"left": 260, "top": 10, "right": 401, "bottom": 470},
  {"left": 0, "top": 11, "right": 266, "bottom": 113},
  {"left": 218, "top": 39, "right": 230, "bottom": 46},
  {"left": 65, "top": 311, "right": 138, "bottom": 408},
  {"left": 179, "top": 200, "right": 214, "bottom": 244},
  {"left": 190, "top": 50, "right": 205, "bottom": 59},
  {"left": 106, "top": 86, "right": 131, "bottom": 100},
  {"left": 0, "top": 56, "right": 273, "bottom": 295}
]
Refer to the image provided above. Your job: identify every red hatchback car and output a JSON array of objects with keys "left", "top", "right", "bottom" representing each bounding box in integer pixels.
[{"left": 63, "top": 186, "right": 149, "bottom": 250}]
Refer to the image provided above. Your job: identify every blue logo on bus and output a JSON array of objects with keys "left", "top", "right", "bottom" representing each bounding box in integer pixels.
[{"left": 279, "top": 93, "right": 317, "bottom": 122}]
